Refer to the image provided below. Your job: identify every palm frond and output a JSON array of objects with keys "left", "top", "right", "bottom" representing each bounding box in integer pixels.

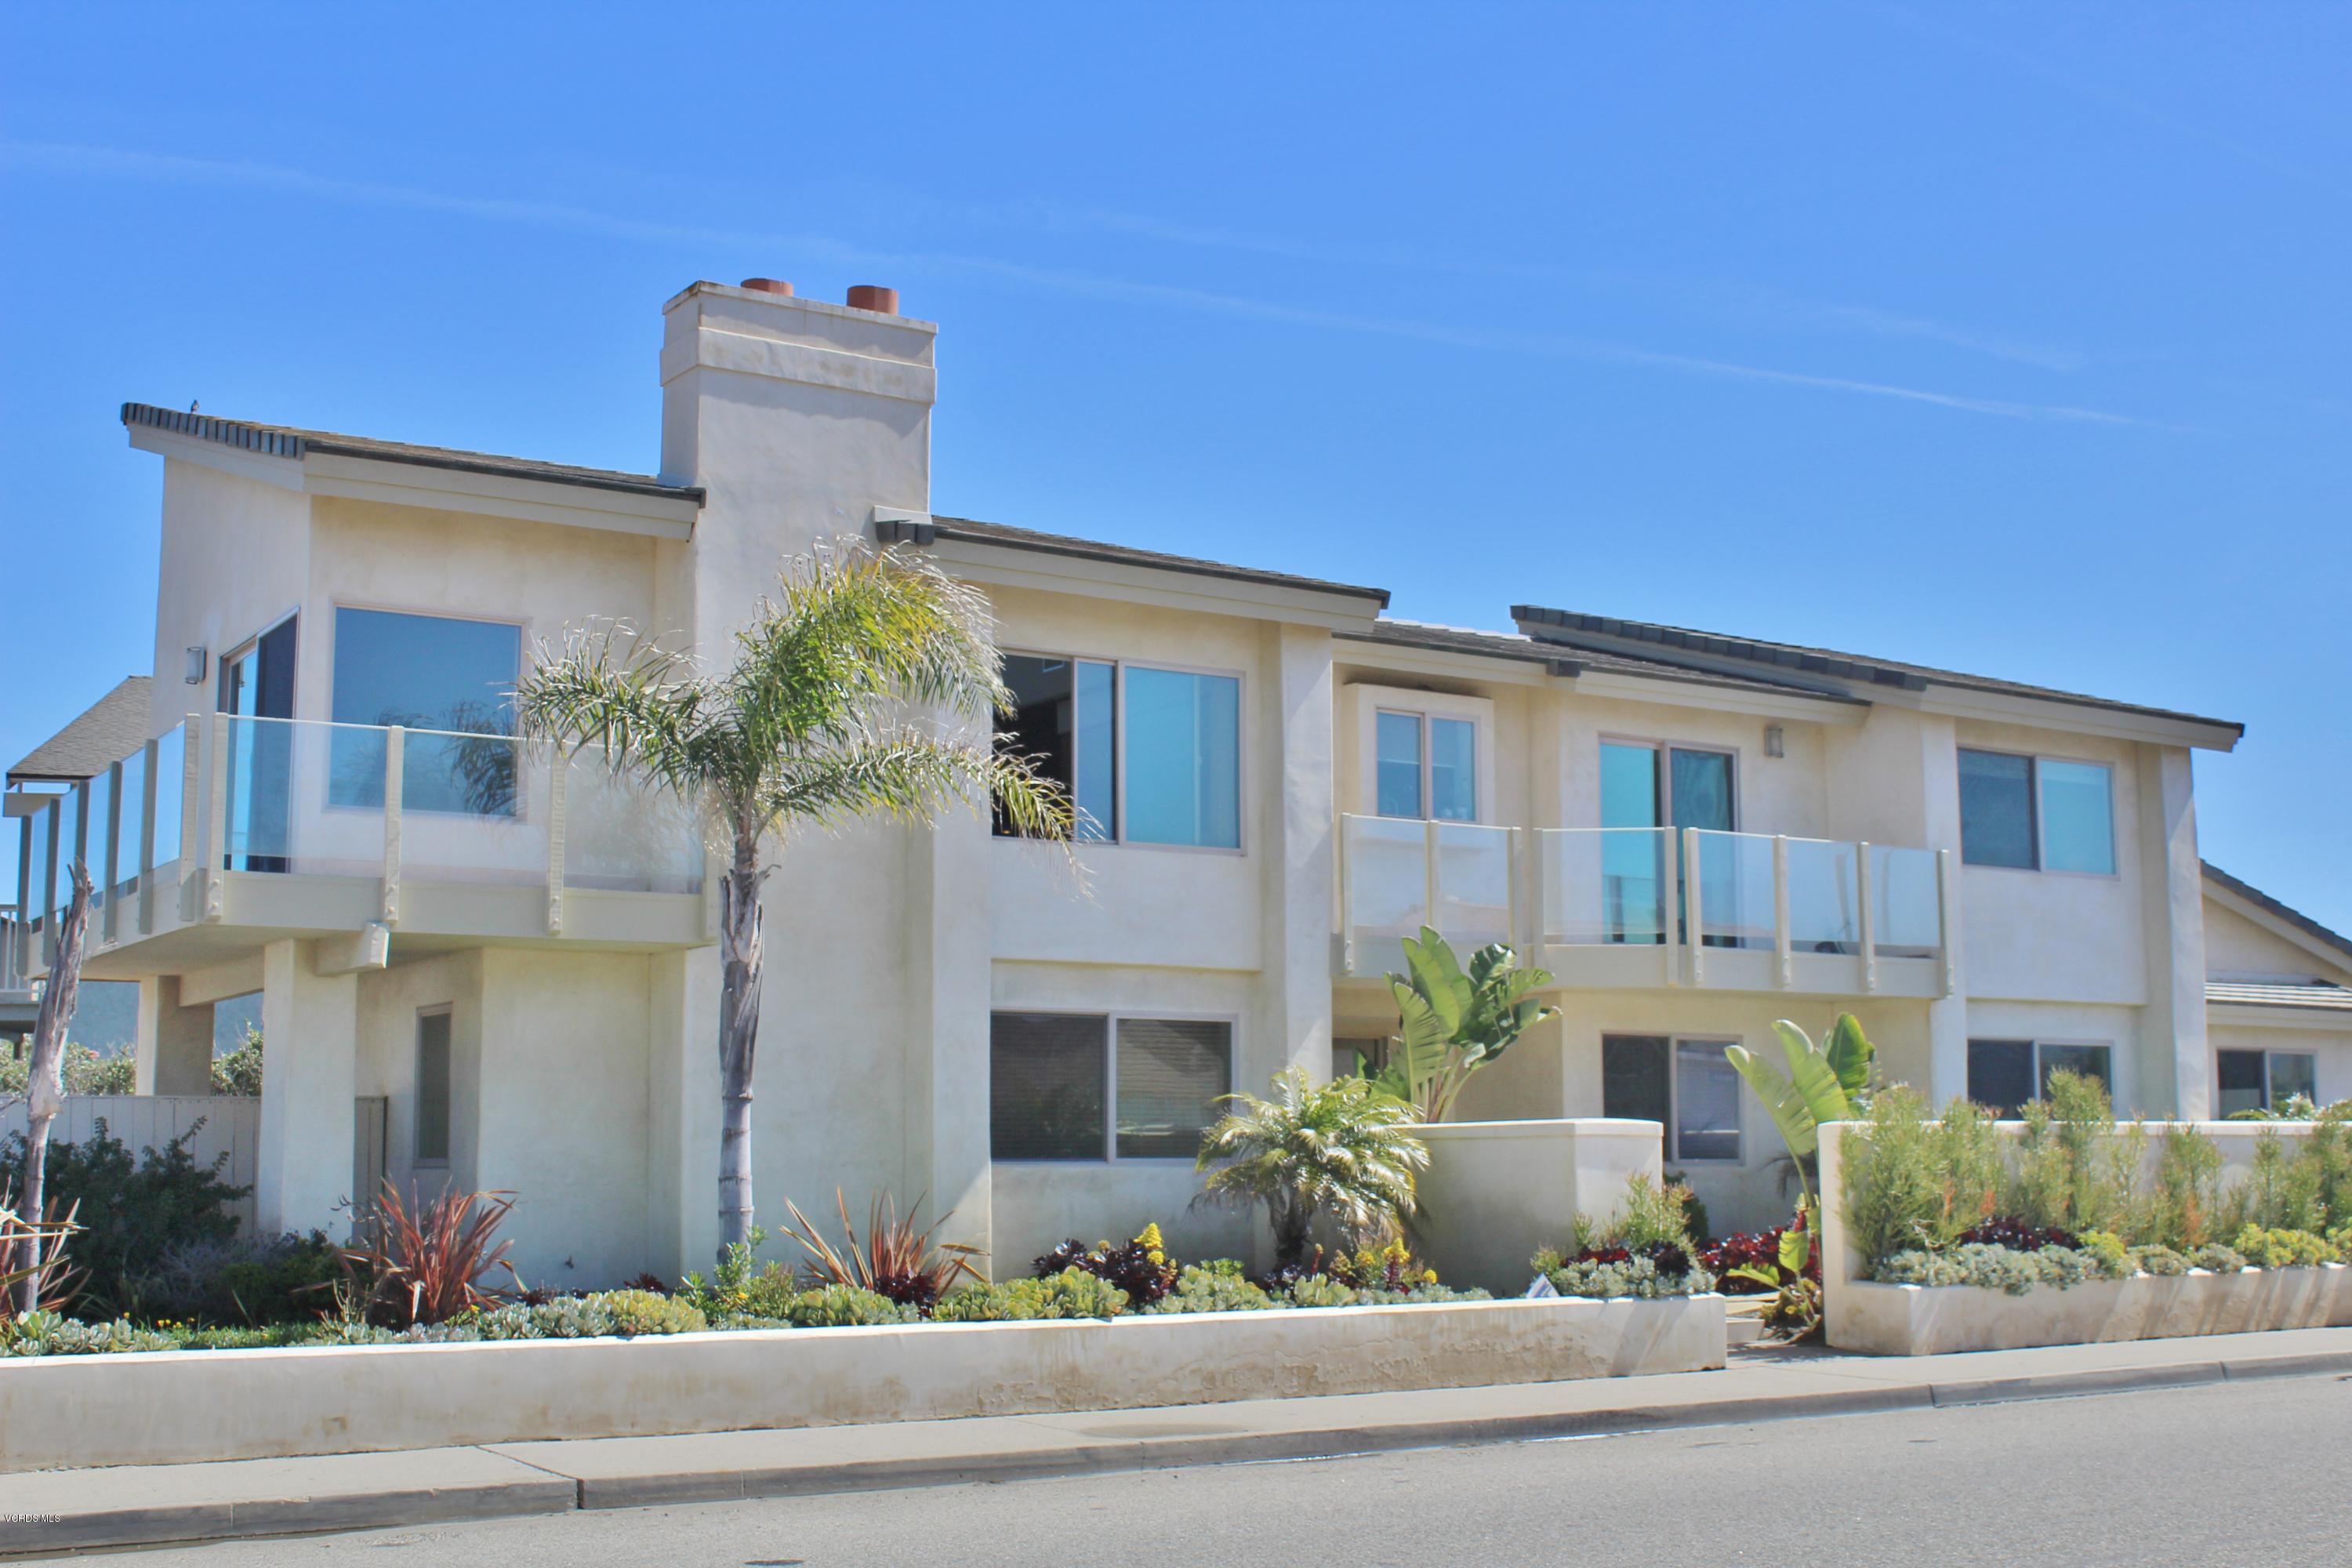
[{"left": 758, "top": 728, "right": 1073, "bottom": 841}]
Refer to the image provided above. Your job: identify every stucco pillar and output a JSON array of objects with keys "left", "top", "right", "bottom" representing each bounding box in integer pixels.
[
  {"left": 1916, "top": 716, "right": 1973, "bottom": 1109},
  {"left": 1263, "top": 623, "right": 1338, "bottom": 1085},
  {"left": 646, "top": 944, "right": 723, "bottom": 1280},
  {"left": 256, "top": 938, "right": 359, "bottom": 1236},
  {"left": 2137, "top": 745, "right": 2209, "bottom": 1119},
  {"left": 902, "top": 799, "right": 994, "bottom": 1271},
  {"left": 135, "top": 975, "right": 215, "bottom": 1095}
]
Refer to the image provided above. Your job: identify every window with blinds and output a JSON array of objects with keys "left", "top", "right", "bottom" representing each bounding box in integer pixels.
[{"left": 990, "top": 1011, "right": 1232, "bottom": 1162}]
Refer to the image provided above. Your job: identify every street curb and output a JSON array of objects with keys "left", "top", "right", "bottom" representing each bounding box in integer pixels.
[
  {"left": 10, "top": 1347, "right": 2351, "bottom": 1554},
  {"left": 2, "top": 1476, "right": 576, "bottom": 1557}
]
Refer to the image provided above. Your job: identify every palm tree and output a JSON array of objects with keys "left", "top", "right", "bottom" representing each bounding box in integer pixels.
[
  {"left": 1193, "top": 1068, "right": 1429, "bottom": 1271},
  {"left": 517, "top": 539, "right": 1073, "bottom": 1251}
]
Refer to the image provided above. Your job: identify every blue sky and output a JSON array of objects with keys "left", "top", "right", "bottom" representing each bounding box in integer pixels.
[{"left": 3, "top": 2, "right": 2347, "bottom": 933}]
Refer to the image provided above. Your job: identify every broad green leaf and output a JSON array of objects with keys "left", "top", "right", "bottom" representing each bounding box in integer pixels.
[{"left": 1825, "top": 1012, "right": 1873, "bottom": 1098}]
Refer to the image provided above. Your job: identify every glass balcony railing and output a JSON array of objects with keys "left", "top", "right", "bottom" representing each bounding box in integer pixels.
[
  {"left": 13, "top": 712, "right": 707, "bottom": 967},
  {"left": 1338, "top": 814, "right": 1515, "bottom": 966}
]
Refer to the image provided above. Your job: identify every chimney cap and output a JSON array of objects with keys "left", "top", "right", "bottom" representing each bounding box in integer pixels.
[
  {"left": 845, "top": 284, "right": 899, "bottom": 315},
  {"left": 739, "top": 278, "right": 795, "bottom": 296}
]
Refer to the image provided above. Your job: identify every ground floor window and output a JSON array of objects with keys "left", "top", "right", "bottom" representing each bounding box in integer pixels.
[
  {"left": 990, "top": 1011, "right": 1233, "bottom": 1161},
  {"left": 2216, "top": 1048, "right": 2317, "bottom": 1117},
  {"left": 1600, "top": 1034, "right": 1742, "bottom": 1162},
  {"left": 415, "top": 1007, "right": 452, "bottom": 1166},
  {"left": 1967, "top": 1038, "right": 2114, "bottom": 1116}
]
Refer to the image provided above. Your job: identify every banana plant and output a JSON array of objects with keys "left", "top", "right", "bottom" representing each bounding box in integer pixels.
[
  {"left": 1724, "top": 1014, "right": 1874, "bottom": 1216},
  {"left": 1370, "top": 927, "right": 1559, "bottom": 1123}
]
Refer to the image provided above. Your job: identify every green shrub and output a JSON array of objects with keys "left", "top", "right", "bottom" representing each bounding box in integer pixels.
[
  {"left": 1, "top": 1120, "right": 249, "bottom": 1315},
  {"left": 0, "top": 1312, "right": 177, "bottom": 1356},
  {"left": 1841, "top": 1091, "right": 2006, "bottom": 1265},
  {"left": 2074, "top": 1229, "right": 2132, "bottom": 1279},
  {"left": 934, "top": 1268, "right": 1128, "bottom": 1322},
  {"left": 2190, "top": 1243, "right": 2248, "bottom": 1273},
  {"left": 2005, "top": 1073, "right": 2140, "bottom": 1236},
  {"left": 474, "top": 1289, "right": 709, "bottom": 1340},
  {"left": 1145, "top": 1264, "right": 1275, "bottom": 1315},
  {"left": 211, "top": 1025, "right": 264, "bottom": 1096},
  {"left": 0, "top": 1040, "right": 135, "bottom": 1097},
  {"left": 2230, "top": 1224, "right": 2340, "bottom": 1269},
  {"left": 1873, "top": 1242, "right": 2109, "bottom": 1295},
  {"left": 2148, "top": 1127, "right": 2225, "bottom": 1250},
  {"left": 2129, "top": 1243, "right": 2190, "bottom": 1276},
  {"left": 1353, "top": 1283, "right": 1490, "bottom": 1305},
  {"left": 136, "top": 1231, "right": 339, "bottom": 1325},
  {"left": 1281, "top": 1274, "right": 1358, "bottom": 1308},
  {"left": 784, "top": 1284, "right": 916, "bottom": 1327},
  {"left": 1544, "top": 1254, "right": 1715, "bottom": 1300}
]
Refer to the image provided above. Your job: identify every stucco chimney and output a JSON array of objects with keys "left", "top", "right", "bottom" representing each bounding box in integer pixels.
[{"left": 657, "top": 278, "right": 938, "bottom": 644}]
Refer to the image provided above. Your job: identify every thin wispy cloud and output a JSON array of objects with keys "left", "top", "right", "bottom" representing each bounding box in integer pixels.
[{"left": 2, "top": 138, "right": 2136, "bottom": 425}]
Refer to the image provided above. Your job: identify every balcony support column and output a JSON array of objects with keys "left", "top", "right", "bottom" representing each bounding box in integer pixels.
[
  {"left": 256, "top": 938, "right": 360, "bottom": 1237},
  {"left": 134, "top": 975, "right": 214, "bottom": 1096}
]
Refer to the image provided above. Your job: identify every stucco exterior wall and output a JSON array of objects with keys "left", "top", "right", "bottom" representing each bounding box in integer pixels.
[
  {"left": 2203, "top": 900, "right": 2347, "bottom": 983},
  {"left": 147, "top": 458, "right": 310, "bottom": 739}
]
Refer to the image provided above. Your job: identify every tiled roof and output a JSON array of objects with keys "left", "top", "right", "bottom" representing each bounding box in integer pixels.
[
  {"left": 1512, "top": 605, "right": 2244, "bottom": 735},
  {"left": 2206, "top": 981, "right": 2352, "bottom": 1012},
  {"left": 2203, "top": 862, "right": 2352, "bottom": 966},
  {"left": 8, "top": 677, "right": 152, "bottom": 786},
  {"left": 122, "top": 404, "right": 704, "bottom": 503},
  {"left": 1338, "top": 619, "right": 1868, "bottom": 702},
  {"left": 930, "top": 515, "right": 1391, "bottom": 607}
]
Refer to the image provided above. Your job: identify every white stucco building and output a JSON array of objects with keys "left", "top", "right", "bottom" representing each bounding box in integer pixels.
[{"left": 8, "top": 277, "right": 2343, "bottom": 1283}]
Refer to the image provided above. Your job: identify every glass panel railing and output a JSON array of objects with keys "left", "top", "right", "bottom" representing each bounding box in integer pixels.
[
  {"left": 1692, "top": 829, "right": 1774, "bottom": 949},
  {"left": 1342, "top": 815, "right": 1434, "bottom": 954},
  {"left": 1542, "top": 827, "right": 1668, "bottom": 945},
  {"left": 1871, "top": 844, "right": 1940, "bottom": 959},
  {"left": 1432, "top": 822, "right": 1512, "bottom": 950},
  {"left": 82, "top": 768, "right": 113, "bottom": 917},
  {"left": 151, "top": 724, "right": 184, "bottom": 873},
  {"left": 111, "top": 746, "right": 145, "bottom": 901},
  {"left": 1785, "top": 836, "right": 1859, "bottom": 954},
  {"left": 562, "top": 746, "right": 706, "bottom": 895},
  {"left": 389, "top": 729, "right": 546, "bottom": 887},
  {"left": 222, "top": 715, "right": 387, "bottom": 877}
]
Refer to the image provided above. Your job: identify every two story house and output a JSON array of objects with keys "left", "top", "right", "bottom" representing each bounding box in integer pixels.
[{"left": 7, "top": 275, "right": 2334, "bottom": 1286}]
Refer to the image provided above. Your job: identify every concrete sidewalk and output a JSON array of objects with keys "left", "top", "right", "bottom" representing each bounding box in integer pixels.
[{"left": 5, "top": 1326, "right": 2350, "bottom": 1558}]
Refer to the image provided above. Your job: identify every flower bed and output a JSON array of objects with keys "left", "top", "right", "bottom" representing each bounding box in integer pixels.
[{"left": 1819, "top": 1083, "right": 2352, "bottom": 1354}]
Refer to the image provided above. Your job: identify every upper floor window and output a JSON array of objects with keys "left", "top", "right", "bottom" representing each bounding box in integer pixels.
[
  {"left": 1376, "top": 710, "right": 1476, "bottom": 822},
  {"left": 996, "top": 654, "right": 1240, "bottom": 849},
  {"left": 330, "top": 608, "right": 521, "bottom": 816},
  {"left": 1958, "top": 749, "right": 2114, "bottom": 874}
]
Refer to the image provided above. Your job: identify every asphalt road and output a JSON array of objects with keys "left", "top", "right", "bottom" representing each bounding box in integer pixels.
[{"left": 75, "top": 1374, "right": 2352, "bottom": 1567}]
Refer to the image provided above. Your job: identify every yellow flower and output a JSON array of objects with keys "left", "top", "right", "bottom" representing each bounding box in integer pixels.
[
  {"left": 1420, "top": 1269, "right": 1438, "bottom": 1284},
  {"left": 1134, "top": 1223, "right": 1165, "bottom": 1254}
]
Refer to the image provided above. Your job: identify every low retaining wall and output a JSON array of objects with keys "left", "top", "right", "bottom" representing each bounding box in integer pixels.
[
  {"left": 1408, "top": 1119, "right": 1664, "bottom": 1294},
  {"left": 1832, "top": 1265, "right": 2352, "bottom": 1356},
  {"left": 0, "top": 1294, "right": 1726, "bottom": 1472}
]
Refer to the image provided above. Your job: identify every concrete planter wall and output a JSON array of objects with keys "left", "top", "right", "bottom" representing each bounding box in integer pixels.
[
  {"left": 1832, "top": 1265, "right": 2352, "bottom": 1356},
  {"left": 1820, "top": 1119, "right": 2352, "bottom": 1355},
  {"left": 0, "top": 1294, "right": 1726, "bottom": 1472},
  {"left": 1407, "top": 1118, "right": 1664, "bottom": 1294}
]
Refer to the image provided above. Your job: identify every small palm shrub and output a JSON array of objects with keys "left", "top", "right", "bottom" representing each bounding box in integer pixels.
[{"left": 1194, "top": 1069, "right": 1428, "bottom": 1272}]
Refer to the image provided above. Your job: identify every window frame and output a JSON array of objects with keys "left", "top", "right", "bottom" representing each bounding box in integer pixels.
[
  {"left": 1373, "top": 707, "right": 1483, "bottom": 825},
  {"left": 989, "top": 1007, "right": 1240, "bottom": 1164},
  {"left": 1599, "top": 1031, "right": 1746, "bottom": 1165},
  {"left": 996, "top": 648, "right": 1247, "bottom": 855},
  {"left": 1966, "top": 1036, "right": 2118, "bottom": 1112},
  {"left": 1958, "top": 746, "right": 2118, "bottom": 879},
  {"left": 323, "top": 601, "right": 532, "bottom": 822},
  {"left": 412, "top": 1004, "right": 454, "bottom": 1169},
  {"left": 2216, "top": 1047, "right": 2319, "bottom": 1114}
]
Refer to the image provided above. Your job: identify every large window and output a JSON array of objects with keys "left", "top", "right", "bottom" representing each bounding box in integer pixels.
[
  {"left": 1966, "top": 1038, "right": 2114, "bottom": 1116},
  {"left": 1601, "top": 1033, "right": 1743, "bottom": 1162},
  {"left": 331, "top": 608, "right": 522, "bottom": 815},
  {"left": 1599, "top": 742, "right": 1736, "bottom": 947},
  {"left": 2217, "top": 1048, "right": 2318, "bottom": 1117},
  {"left": 990, "top": 1011, "right": 1232, "bottom": 1160},
  {"left": 1374, "top": 710, "right": 1477, "bottom": 822},
  {"left": 996, "top": 655, "right": 1239, "bottom": 848},
  {"left": 1959, "top": 750, "right": 2114, "bottom": 873}
]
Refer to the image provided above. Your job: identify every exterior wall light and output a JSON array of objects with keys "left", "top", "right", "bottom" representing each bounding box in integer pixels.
[
  {"left": 185, "top": 646, "right": 207, "bottom": 685},
  {"left": 1764, "top": 724, "right": 1785, "bottom": 758}
]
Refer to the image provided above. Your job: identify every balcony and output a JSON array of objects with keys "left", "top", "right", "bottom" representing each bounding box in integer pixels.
[
  {"left": 13, "top": 714, "right": 709, "bottom": 981},
  {"left": 1337, "top": 816, "right": 1952, "bottom": 998}
]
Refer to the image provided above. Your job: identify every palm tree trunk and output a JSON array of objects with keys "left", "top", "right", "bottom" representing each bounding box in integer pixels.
[
  {"left": 716, "top": 829, "right": 764, "bottom": 1252},
  {"left": 16, "top": 865, "right": 90, "bottom": 1315}
]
